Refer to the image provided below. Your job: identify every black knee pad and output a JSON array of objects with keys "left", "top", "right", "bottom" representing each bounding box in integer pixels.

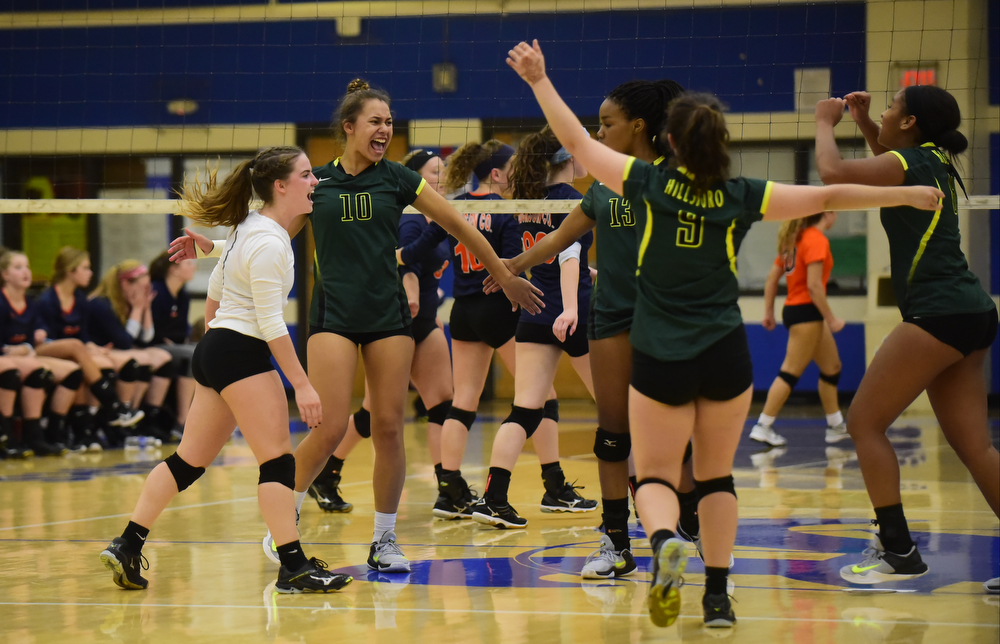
[
  {"left": 543, "top": 399, "right": 559, "bottom": 422},
  {"left": 683, "top": 440, "right": 693, "bottom": 464},
  {"left": 259, "top": 453, "right": 296, "bottom": 490},
  {"left": 118, "top": 360, "right": 139, "bottom": 383},
  {"left": 135, "top": 365, "right": 153, "bottom": 383},
  {"left": 154, "top": 360, "right": 178, "bottom": 380},
  {"left": 427, "top": 400, "right": 451, "bottom": 425},
  {"left": 164, "top": 452, "right": 206, "bottom": 492},
  {"left": 0, "top": 369, "right": 20, "bottom": 391},
  {"left": 593, "top": 427, "right": 631, "bottom": 462},
  {"left": 59, "top": 369, "right": 85, "bottom": 391},
  {"left": 819, "top": 370, "right": 841, "bottom": 386},
  {"left": 24, "top": 368, "right": 52, "bottom": 389},
  {"left": 445, "top": 406, "right": 477, "bottom": 431},
  {"left": 353, "top": 407, "right": 372, "bottom": 439},
  {"left": 634, "top": 477, "right": 678, "bottom": 496},
  {"left": 502, "top": 405, "right": 545, "bottom": 438},
  {"left": 777, "top": 371, "right": 800, "bottom": 388},
  {"left": 695, "top": 475, "right": 737, "bottom": 500}
]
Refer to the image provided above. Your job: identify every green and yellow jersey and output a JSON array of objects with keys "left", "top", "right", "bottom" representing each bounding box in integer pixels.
[
  {"left": 622, "top": 158, "right": 771, "bottom": 361},
  {"left": 882, "top": 143, "right": 994, "bottom": 318},
  {"left": 309, "top": 158, "right": 426, "bottom": 332}
]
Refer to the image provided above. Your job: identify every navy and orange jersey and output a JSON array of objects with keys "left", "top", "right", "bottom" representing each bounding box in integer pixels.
[
  {"left": 151, "top": 279, "right": 191, "bottom": 344},
  {"left": 0, "top": 291, "right": 43, "bottom": 347},
  {"left": 398, "top": 213, "right": 450, "bottom": 321},
  {"left": 36, "top": 286, "right": 90, "bottom": 343},
  {"left": 776, "top": 226, "right": 833, "bottom": 307},
  {"left": 88, "top": 296, "right": 139, "bottom": 350},
  {"left": 518, "top": 183, "right": 593, "bottom": 327}
]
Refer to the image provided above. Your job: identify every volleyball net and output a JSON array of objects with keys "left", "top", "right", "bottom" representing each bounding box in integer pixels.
[{"left": 0, "top": 1, "right": 996, "bottom": 292}]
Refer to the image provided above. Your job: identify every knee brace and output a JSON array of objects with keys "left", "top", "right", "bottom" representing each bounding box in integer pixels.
[
  {"left": 633, "top": 477, "right": 678, "bottom": 496},
  {"left": 259, "top": 453, "right": 296, "bottom": 490},
  {"left": 683, "top": 440, "right": 693, "bottom": 464},
  {"left": 695, "top": 475, "right": 737, "bottom": 500},
  {"left": 135, "top": 365, "right": 153, "bottom": 383},
  {"left": 164, "top": 452, "right": 206, "bottom": 492},
  {"left": 0, "top": 369, "right": 20, "bottom": 391},
  {"left": 353, "top": 407, "right": 372, "bottom": 439},
  {"left": 502, "top": 405, "right": 545, "bottom": 438},
  {"left": 445, "top": 406, "right": 477, "bottom": 432},
  {"left": 543, "top": 399, "right": 559, "bottom": 422},
  {"left": 60, "top": 369, "right": 85, "bottom": 391},
  {"left": 427, "top": 400, "right": 451, "bottom": 425},
  {"left": 777, "top": 371, "right": 800, "bottom": 388},
  {"left": 593, "top": 427, "right": 631, "bottom": 462},
  {"left": 24, "top": 368, "right": 52, "bottom": 389},
  {"left": 154, "top": 361, "right": 177, "bottom": 380},
  {"left": 118, "top": 360, "right": 139, "bottom": 383},
  {"left": 819, "top": 370, "right": 841, "bottom": 386}
]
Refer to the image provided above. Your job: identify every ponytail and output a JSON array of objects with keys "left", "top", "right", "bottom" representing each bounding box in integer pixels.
[{"left": 664, "top": 93, "right": 730, "bottom": 193}]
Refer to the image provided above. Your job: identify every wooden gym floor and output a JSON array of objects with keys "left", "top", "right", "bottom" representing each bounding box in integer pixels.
[{"left": 1, "top": 399, "right": 997, "bottom": 643}]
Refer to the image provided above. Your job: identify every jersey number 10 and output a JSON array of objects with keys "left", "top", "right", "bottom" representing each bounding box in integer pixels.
[{"left": 339, "top": 193, "right": 373, "bottom": 222}]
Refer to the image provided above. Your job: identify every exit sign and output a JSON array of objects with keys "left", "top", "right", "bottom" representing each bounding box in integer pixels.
[{"left": 900, "top": 69, "right": 937, "bottom": 87}]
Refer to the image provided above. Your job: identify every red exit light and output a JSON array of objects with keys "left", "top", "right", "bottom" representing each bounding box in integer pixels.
[{"left": 901, "top": 69, "right": 937, "bottom": 87}]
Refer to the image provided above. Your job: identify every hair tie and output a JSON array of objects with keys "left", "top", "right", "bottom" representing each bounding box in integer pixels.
[
  {"left": 118, "top": 265, "right": 148, "bottom": 283},
  {"left": 473, "top": 144, "right": 515, "bottom": 179},
  {"left": 404, "top": 150, "right": 439, "bottom": 173}
]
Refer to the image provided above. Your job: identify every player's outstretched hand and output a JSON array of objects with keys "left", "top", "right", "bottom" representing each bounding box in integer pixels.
[
  {"left": 482, "top": 258, "right": 518, "bottom": 295},
  {"left": 815, "top": 98, "right": 846, "bottom": 127},
  {"left": 507, "top": 40, "right": 547, "bottom": 85},
  {"left": 907, "top": 186, "right": 945, "bottom": 211},
  {"left": 501, "top": 275, "right": 544, "bottom": 314},
  {"left": 169, "top": 228, "right": 213, "bottom": 262}
]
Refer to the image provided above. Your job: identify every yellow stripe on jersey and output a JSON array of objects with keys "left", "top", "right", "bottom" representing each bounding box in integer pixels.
[
  {"left": 623, "top": 156, "right": 636, "bottom": 183},
  {"left": 726, "top": 219, "right": 738, "bottom": 277},
  {"left": 414, "top": 178, "right": 427, "bottom": 196},
  {"left": 760, "top": 181, "right": 774, "bottom": 216},
  {"left": 653, "top": 156, "right": 665, "bottom": 166},
  {"left": 888, "top": 150, "right": 909, "bottom": 171},
  {"left": 635, "top": 198, "right": 655, "bottom": 275},
  {"left": 313, "top": 249, "right": 321, "bottom": 280},
  {"left": 907, "top": 178, "right": 944, "bottom": 283}
]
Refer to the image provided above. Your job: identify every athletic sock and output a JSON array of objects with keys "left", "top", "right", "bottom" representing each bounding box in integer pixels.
[
  {"left": 373, "top": 511, "right": 396, "bottom": 543},
  {"left": 602, "top": 497, "right": 630, "bottom": 552},
  {"left": 294, "top": 490, "right": 307, "bottom": 515},
  {"left": 874, "top": 503, "right": 914, "bottom": 553},
  {"left": 649, "top": 528, "right": 676, "bottom": 555},
  {"left": 705, "top": 566, "right": 730, "bottom": 595},
  {"left": 757, "top": 413, "right": 776, "bottom": 427},
  {"left": 826, "top": 411, "right": 844, "bottom": 427},
  {"left": 121, "top": 521, "right": 150, "bottom": 553},
  {"left": 276, "top": 540, "right": 309, "bottom": 571},
  {"left": 485, "top": 467, "right": 512, "bottom": 504}
]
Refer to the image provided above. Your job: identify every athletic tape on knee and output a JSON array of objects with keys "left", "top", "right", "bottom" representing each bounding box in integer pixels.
[
  {"left": 683, "top": 440, "right": 693, "bottom": 464},
  {"left": 502, "top": 405, "right": 545, "bottom": 438},
  {"left": 695, "top": 475, "right": 737, "bottom": 500},
  {"left": 154, "top": 360, "right": 178, "bottom": 380},
  {"left": 24, "top": 368, "right": 51, "bottom": 389},
  {"left": 165, "top": 452, "right": 206, "bottom": 492},
  {"left": 543, "top": 399, "right": 559, "bottom": 422},
  {"left": 778, "top": 371, "right": 800, "bottom": 388},
  {"left": 135, "top": 365, "right": 153, "bottom": 383},
  {"left": 60, "top": 369, "right": 85, "bottom": 391},
  {"left": 118, "top": 360, "right": 139, "bottom": 383},
  {"left": 633, "top": 477, "right": 678, "bottom": 496},
  {"left": 593, "top": 427, "right": 631, "bottom": 462},
  {"left": 445, "top": 406, "right": 477, "bottom": 432},
  {"left": 259, "top": 453, "right": 296, "bottom": 490},
  {"left": 818, "top": 370, "right": 841, "bottom": 386},
  {"left": 427, "top": 400, "right": 452, "bottom": 425},
  {"left": 353, "top": 407, "right": 372, "bottom": 439},
  {"left": 0, "top": 369, "right": 20, "bottom": 391}
]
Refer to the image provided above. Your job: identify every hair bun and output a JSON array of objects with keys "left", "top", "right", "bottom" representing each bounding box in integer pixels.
[
  {"left": 347, "top": 78, "right": 370, "bottom": 93},
  {"left": 936, "top": 129, "right": 968, "bottom": 156}
]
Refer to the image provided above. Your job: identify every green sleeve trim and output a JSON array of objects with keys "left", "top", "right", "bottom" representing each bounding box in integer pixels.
[
  {"left": 907, "top": 177, "right": 943, "bottom": 283},
  {"left": 414, "top": 178, "right": 427, "bottom": 197},
  {"left": 888, "top": 150, "right": 908, "bottom": 171},
  {"left": 760, "top": 181, "right": 774, "bottom": 215}
]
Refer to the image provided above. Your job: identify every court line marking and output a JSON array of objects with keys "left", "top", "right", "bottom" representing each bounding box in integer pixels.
[{"left": 0, "top": 601, "right": 995, "bottom": 627}]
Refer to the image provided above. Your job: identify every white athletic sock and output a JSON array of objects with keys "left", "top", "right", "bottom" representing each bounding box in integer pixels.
[
  {"left": 826, "top": 411, "right": 844, "bottom": 428},
  {"left": 294, "top": 490, "right": 307, "bottom": 515},
  {"left": 757, "top": 413, "right": 776, "bottom": 427},
  {"left": 373, "top": 512, "right": 396, "bottom": 543}
]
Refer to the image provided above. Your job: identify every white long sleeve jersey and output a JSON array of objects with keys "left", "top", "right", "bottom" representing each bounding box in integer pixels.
[{"left": 206, "top": 211, "right": 294, "bottom": 343}]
